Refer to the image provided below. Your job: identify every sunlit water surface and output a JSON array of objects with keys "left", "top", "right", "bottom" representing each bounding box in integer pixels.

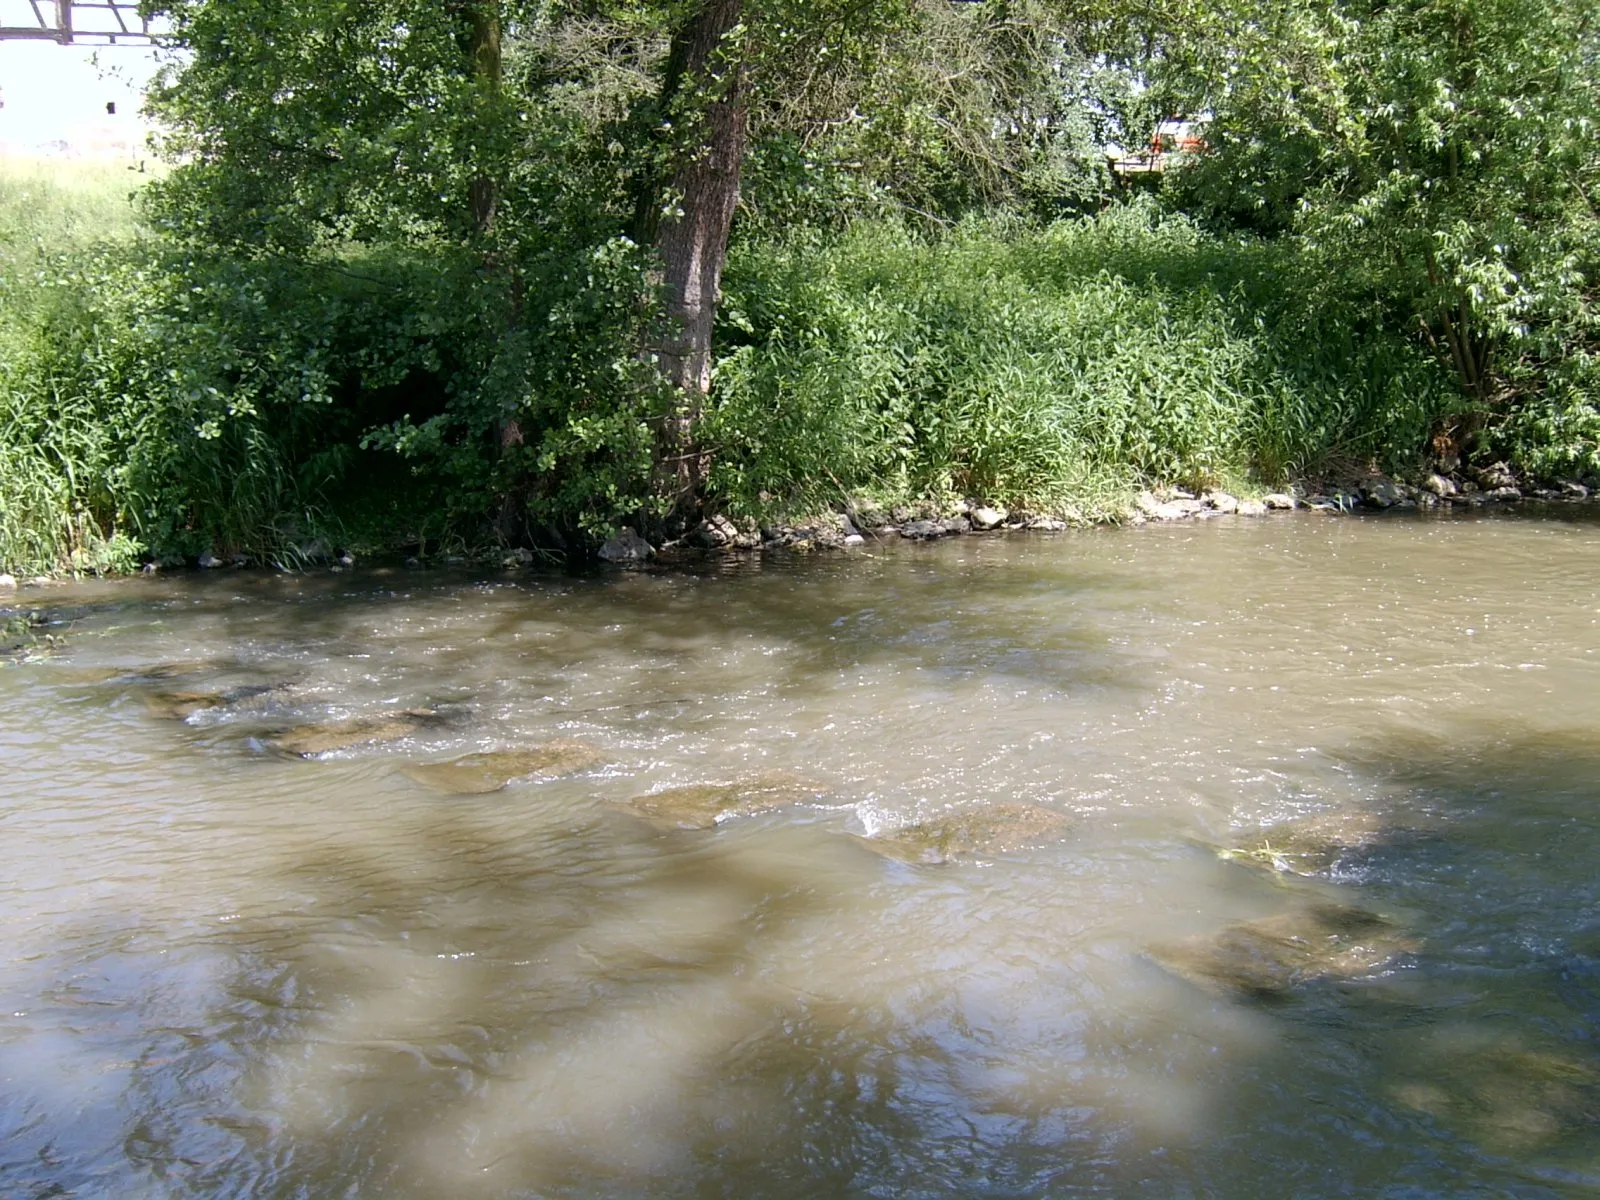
[{"left": 3, "top": 509, "right": 1600, "bottom": 1197}]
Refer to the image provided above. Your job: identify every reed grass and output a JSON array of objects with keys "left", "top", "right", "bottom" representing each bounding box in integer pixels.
[{"left": 711, "top": 203, "right": 1455, "bottom": 521}]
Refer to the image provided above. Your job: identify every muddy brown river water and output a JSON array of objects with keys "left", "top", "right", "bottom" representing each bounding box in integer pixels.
[{"left": 3, "top": 508, "right": 1600, "bottom": 1197}]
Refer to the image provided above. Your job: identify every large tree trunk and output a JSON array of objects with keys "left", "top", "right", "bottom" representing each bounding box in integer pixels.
[
  {"left": 639, "top": 0, "right": 748, "bottom": 515},
  {"left": 461, "top": 0, "right": 502, "bottom": 237}
]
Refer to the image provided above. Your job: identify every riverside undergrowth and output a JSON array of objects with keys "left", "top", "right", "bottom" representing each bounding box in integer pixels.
[
  {"left": 710, "top": 204, "right": 1458, "bottom": 522},
  {"left": 3, "top": 178, "right": 1460, "bottom": 574}
]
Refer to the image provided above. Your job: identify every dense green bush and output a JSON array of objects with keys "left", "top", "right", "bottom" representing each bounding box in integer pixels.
[
  {"left": 1, "top": 174, "right": 666, "bottom": 575},
  {"left": 710, "top": 203, "right": 1456, "bottom": 519},
  {"left": 3, "top": 185, "right": 1466, "bottom": 575}
]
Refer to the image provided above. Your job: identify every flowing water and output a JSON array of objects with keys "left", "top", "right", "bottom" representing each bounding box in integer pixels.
[{"left": 3, "top": 509, "right": 1600, "bottom": 1198}]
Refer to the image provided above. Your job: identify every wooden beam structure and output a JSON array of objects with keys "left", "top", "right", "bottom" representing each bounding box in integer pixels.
[{"left": 0, "top": 1, "right": 156, "bottom": 45}]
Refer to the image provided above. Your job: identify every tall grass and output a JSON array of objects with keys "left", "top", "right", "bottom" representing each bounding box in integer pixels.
[
  {"left": 712, "top": 203, "right": 1456, "bottom": 519},
  {"left": 0, "top": 159, "right": 151, "bottom": 575}
]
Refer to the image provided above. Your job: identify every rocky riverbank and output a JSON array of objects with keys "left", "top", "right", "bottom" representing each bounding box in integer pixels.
[
  {"left": 3, "top": 462, "right": 1594, "bottom": 582},
  {"left": 598, "top": 461, "right": 1598, "bottom": 564}
]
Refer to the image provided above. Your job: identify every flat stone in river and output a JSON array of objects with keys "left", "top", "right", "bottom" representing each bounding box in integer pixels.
[
  {"left": 1148, "top": 903, "right": 1416, "bottom": 999},
  {"left": 1392, "top": 1037, "right": 1600, "bottom": 1152},
  {"left": 401, "top": 742, "right": 604, "bottom": 794},
  {"left": 619, "top": 774, "right": 829, "bottom": 830},
  {"left": 142, "top": 682, "right": 286, "bottom": 721},
  {"left": 859, "top": 803, "right": 1073, "bottom": 864},
  {"left": 1210, "top": 809, "right": 1388, "bottom": 876},
  {"left": 271, "top": 709, "right": 449, "bottom": 757}
]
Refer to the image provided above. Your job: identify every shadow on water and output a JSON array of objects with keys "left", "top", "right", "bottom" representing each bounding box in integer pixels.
[
  {"left": 8, "top": 726, "right": 1600, "bottom": 1198},
  {"left": 1188, "top": 721, "right": 1600, "bottom": 1196},
  {"left": 2, "top": 801, "right": 1156, "bottom": 1200},
  {"left": 6, "top": 522, "right": 1600, "bottom": 1198}
]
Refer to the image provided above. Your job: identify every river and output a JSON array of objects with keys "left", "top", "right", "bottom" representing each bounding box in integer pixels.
[{"left": 2, "top": 508, "right": 1598, "bottom": 1197}]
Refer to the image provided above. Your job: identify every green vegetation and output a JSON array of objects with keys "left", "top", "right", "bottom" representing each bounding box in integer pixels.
[
  {"left": 712, "top": 207, "right": 1452, "bottom": 520},
  {"left": 0, "top": 0, "right": 1596, "bottom": 575}
]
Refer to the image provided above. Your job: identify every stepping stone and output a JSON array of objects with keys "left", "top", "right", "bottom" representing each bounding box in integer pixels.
[
  {"left": 401, "top": 742, "right": 604, "bottom": 794},
  {"left": 271, "top": 709, "right": 448, "bottom": 757},
  {"left": 143, "top": 683, "right": 283, "bottom": 721},
  {"left": 1209, "top": 810, "right": 1388, "bottom": 876},
  {"left": 618, "top": 774, "right": 829, "bottom": 830},
  {"left": 858, "top": 803, "right": 1073, "bottom": 865},
  {"left": 1147, "top": 903, "right": 1417, "bottom": 999}
]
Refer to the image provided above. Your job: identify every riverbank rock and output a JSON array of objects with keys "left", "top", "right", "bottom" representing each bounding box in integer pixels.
[
  {"left": 402, "top": 742, "right": 603, "bottom": 794},
  {"left": 599, "top": 528, "right": 654, "bottom": 564},
  {"left": 1, "top": 612, "right": 45, "bottom": 656},
  {"left": 1263, "top": 493, "right": 1297, "bottom": 510},
  {"left": 617, "top": 774, "right": 830, "bottom": 830},
  {"left": 858, "top": 803, "right": 1073, "bottom": 865},
  {"left": 848, "top": 499, "right": 891, "bottom": 530},
  {"left": 1203, "top": 491, "right": 1240, "bottom": 514},
  {"left": 691, "top": 515, "right": 740, "bottom": 549},
  {"left": 271, "top": 708, "right": 449, "bottom": 757},
  {"left": 969, "top": 505, "right": 1008, "bottom": 531},
  {"left": 0, "top": 574, "right": 16, "bottom": 592},
  {"left": 1473, "top": 461, "right": 1517, "bottom": 490},
  {"left": 1148, "top": 903, "right": 1415, "bottom": 1000},
  {"left": 1237, "top": 499, "right": 1269, "bottom": 517},
  {"left": 1423, "top": 472, "right": 1459, "bottom": 498},
  {"left": 1212, "top": 810, "right": 1388, "bottom": 877},
  {"left": 1135, "top": 492, "right": 1204, "bottom": 522},
  {"left": 901, "top": 517, "right": 968, "bottom": 540},
  {"left": 1361, "top": 477, "right": 1404, "bottom": 508}
]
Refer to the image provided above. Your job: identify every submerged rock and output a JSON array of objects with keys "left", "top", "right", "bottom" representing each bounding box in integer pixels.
[
  {"left": 402, "top": 742, "right": 604, "bottom": 794},
  {"left": 271, "top": 709, "right": 449, "bottom": 757},
  {"left": 1211, "top": 810, "right": 1387, "bottom": 877},
  {"left": 1148, "top": 903, "right": 1416, "bottom": 999},
  {"left": 143, "top": 683, "right": 281, "bottom": 722},
  {"left": 858, "top": 803, "right": 1073, "bottom": 865},
  {"left": 618, "top": 774, "right": 829, "bottom": 830},
  {"left": 1391, "top": 1038, "right": 1600, "bottom": 1152}
]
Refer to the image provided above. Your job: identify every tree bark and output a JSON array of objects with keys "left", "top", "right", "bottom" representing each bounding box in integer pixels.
[
  {"left": 462, "top": 0, "right": 502, "bottom": 236},
  {"left": 640, "top": 0, "right": 748, "bottom": 513}
]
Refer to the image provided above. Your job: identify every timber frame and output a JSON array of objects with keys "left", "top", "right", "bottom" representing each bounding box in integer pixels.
[{"left": 0, "top": 1, "right": 155, "bottom": 45}]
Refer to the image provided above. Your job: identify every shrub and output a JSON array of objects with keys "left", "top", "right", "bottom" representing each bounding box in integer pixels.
[{"left": 710, "top": 202, "right": 1455, "bottom": 518}]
